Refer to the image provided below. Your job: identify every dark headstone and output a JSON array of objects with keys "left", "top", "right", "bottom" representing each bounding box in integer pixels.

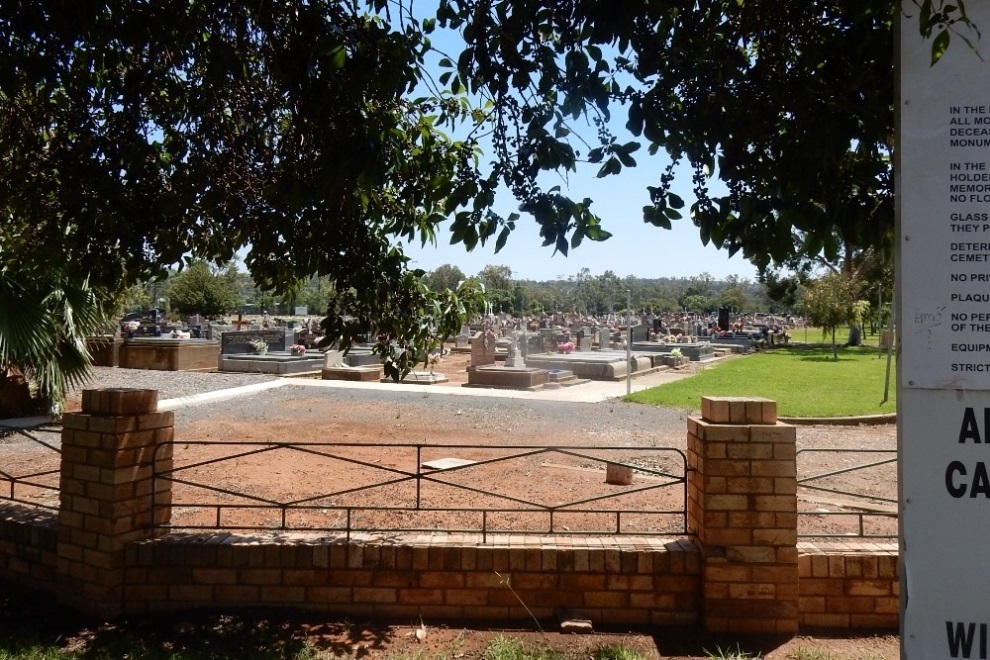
[
  {"left": 718, "top": 307, "right": 730, "bottom": 332},
  {"left": 221, "top": 329, "right": 286, "bottom": 354}
]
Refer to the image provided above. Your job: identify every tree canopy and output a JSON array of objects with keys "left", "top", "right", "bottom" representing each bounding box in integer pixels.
[
  {"left": 438, "top": 1, "right": 899, "bottom": 270},
  {"left": 0, "top": 1, "right": 496, "bottom": 386},
  {"left": 0, "top": 1, "right": 963, "bottom": 405},
  {"left": 166, "top": 261, "right": 241, "bottom": 319}
]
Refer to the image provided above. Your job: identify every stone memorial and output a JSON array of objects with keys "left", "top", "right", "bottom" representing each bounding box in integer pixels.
[
  {"left": 525, "top": 349, "right": 653, "bottom": 381},
  {"left": 221, "top": 329, "right": 286, "bottom": 355},
  {"left": 504, "top": 335, "right": 524, "bottom": 367},
  {"left": 470, "top": 330, "right": 497, "bottom": 368},
  {"left": 523, "top": 333, "right": 544, "bottom": 357},
  {"left": 217, "top": 329, "right": 325, "bottom": 375},
  {"left": 466, "top": 329, "right": 553, "bottom": 391},
  {"left": 119, "top": 337, "right": 221, "bottom": 371}
]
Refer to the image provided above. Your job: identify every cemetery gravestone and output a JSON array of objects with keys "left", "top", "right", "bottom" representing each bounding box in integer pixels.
[
  {"left": 504, "top": 335, "right": 525, "bottom": 367},
  {"left": 221, "top": 329, "right": 286, "bottom": 355},
  {"left": 470, "top": 330, "right": 496, "bottom": 368}
]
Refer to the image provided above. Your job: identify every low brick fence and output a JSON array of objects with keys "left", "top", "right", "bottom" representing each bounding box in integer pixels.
[{"left": 0, "top": 390, "right": 898, "bottom": 633}]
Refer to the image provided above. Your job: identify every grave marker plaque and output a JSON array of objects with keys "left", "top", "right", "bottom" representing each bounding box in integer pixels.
[{"left": 221, "top": 329, "right": 286, "bottom": 354}]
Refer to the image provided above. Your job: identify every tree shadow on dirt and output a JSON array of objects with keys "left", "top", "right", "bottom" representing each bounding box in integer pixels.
[{"left": 1, "top": 582, "right": 396, "bottom": 658}]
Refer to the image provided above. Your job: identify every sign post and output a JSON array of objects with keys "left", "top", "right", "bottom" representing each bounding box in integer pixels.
[{"left": 899, "top": 5, "right": 990, "bottom": 657}]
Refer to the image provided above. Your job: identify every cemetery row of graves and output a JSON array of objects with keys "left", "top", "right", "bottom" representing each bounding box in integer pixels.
[{"left": 98, "top": 308, "right": 803, "bottom": 391}]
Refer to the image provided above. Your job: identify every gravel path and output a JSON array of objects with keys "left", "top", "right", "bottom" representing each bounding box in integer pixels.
[
  {"left": 68, "top": 367, "right": 281, "bottom": 403},
  {"left": 64, "top": 367, "right": 896, "bottom": 451}
]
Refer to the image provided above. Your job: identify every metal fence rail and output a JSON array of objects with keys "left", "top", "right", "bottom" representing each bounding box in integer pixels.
[
  {"left": 152, "top": 442, "right": 688, "bottom": 541},
  {"left": 0, "top": 421, "right": 62, "bottom": 512},
  {"left": 797, "top": 447, "right": 897, "bottom": 539}
]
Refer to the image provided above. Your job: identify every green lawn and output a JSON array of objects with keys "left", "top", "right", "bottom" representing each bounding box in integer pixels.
[
  {"left": 792, "top": 325, "right": 891, "bottom": 349},
  {"left": 626, "top": 345, "right": 896, "bottom": 418}
]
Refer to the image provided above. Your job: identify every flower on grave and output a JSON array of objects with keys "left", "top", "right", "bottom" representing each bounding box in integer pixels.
[
  {"left": 557, "top": 341, "right": 575, "bottom": 354},
  {"left": 122, "top": 320, "right": 140, "bottom": 333},
  {"left": 249, "top": 339, "right": 268, "bottom": 354},
  {"left": 289, "top": 344, "right": 307, "bottom": 356},
  {"left": 670, "top": 348, "right": 683, "bottom": 358},
  {"left": 428, "top": 353, "right": 440, "bottom": 366}
]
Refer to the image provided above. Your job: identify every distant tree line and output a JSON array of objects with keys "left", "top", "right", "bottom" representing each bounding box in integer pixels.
[{"left": 421, "top": 265, "right": 778, "bottom": 316}]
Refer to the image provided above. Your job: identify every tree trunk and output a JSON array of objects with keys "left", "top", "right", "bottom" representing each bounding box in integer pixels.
[{"left": 832, "top": 328, "right": 839, "bottom": 360}]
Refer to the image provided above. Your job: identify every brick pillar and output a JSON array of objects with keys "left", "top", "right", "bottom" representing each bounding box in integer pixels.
[
  {"left": 57, "top": 389, "right": 172, "bottom": 617},
  {"left": 687, "top": 396, "right": 798, "bottom": 634}
]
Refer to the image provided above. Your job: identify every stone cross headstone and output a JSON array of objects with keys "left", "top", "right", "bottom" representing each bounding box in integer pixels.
[
  {"left": 470, "top": 330, "right": 496, "bottom": 368},
  {"left": 504, "top": 334, "right": 525, "bottom": 367}
]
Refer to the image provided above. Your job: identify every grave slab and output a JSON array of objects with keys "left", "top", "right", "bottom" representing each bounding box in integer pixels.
[
  {"left": 385, "top": 371, "right": 449, "bottom": 385},
  {"left": 524, "top": 351, "right": 653, "bottom": 381},
  {"left": 321, "top": 365, "right": 383, "bottom": 381},
  {"left": 421, "top": 457, "right": 477, "bottom": 470},
  {"left": 220, "top": 352, "right": 324, "bottom": 375}
]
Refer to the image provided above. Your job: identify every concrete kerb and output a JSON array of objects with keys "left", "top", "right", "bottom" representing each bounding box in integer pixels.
[
  {"left": 158, "top": 379, "right": 289, "bottom": 411},
  {"left": 778, "top": 413, "right": 897, "bottom": 426}
]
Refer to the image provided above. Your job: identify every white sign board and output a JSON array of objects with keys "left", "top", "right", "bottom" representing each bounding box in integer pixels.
[
  {"left": 294, "top": 306, "right": 308, "bottom": 316},
  {"left": 900, "top": 390, "right": 990, "bottom": 658},
  {"left": 901, "top": 5, "right": 990, "bottom": 390},
  {"left": 900, "top": 4, "right": 990, "bottom": 657}
]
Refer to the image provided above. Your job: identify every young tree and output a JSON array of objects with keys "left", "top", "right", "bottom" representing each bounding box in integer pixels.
[
  {"left": 802, "top": 273, "right": 859, "bottom": 359},
  {"left": 166, "top": 261, "right": 241, "bottom": 319},
  {"left": 424, "top": 264, "right": 466, "bottom": 292}
]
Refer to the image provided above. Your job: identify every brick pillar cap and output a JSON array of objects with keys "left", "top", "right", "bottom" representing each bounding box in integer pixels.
[
  {"left": 701, "top": 396, "right": 777, "bottom": 425},
  {"left": 81, "top": 389, "right": 159, "bottom": 416}
]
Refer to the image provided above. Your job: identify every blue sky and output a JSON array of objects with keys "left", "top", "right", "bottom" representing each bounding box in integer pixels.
[
  {"left": 400, "top": 154, "right": 760, "bottom": 283},
  {"left": 395, "top": 4, "right": 760, "bottom": 284}
]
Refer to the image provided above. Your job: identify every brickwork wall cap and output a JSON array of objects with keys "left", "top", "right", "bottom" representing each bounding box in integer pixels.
[
  {"left": 81, "top": 389, "right": 159, "bottom": 417},
  {"left": 701, "top": 396, "right": 777, "bottom": 425}
]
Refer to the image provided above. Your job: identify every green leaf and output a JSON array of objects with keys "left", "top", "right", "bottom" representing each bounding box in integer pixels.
[
  {"left": 494, "top": 226, "right": 510, "bottom": 253},
  {"left": 931, "top": 29, "right": 951, "bottom": 66},
  {"left": 328, "top": 45, "right": 346, "bottom": 69}
]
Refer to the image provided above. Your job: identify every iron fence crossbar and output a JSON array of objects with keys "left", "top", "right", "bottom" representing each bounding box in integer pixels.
[
  {"left": 796, "top": 447, "right": 897, "bottom": 539},
  {"left": 0, "top": 423, "right": 61, "bottom": 511},
  {"left": 152, "top": 442, "right": 688, "bottom": 540}
]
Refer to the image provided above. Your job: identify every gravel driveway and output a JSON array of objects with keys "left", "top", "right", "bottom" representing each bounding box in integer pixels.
[{"left": 63, "top": 367, "right": 895, "bottom": 451}]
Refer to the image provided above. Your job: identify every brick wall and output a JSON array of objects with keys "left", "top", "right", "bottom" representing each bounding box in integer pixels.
[
  {"left": 122, "top": 535, "right": 701, "bottom": 623},
  {"left": 798, "top": 541, "right": 899, "bottom": 630},
  {"left": 0, "top": 505, "right": 57, "bottom": 592},
  {"left": 0, "top": 389, "right": 900, "bottom": 631}
]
